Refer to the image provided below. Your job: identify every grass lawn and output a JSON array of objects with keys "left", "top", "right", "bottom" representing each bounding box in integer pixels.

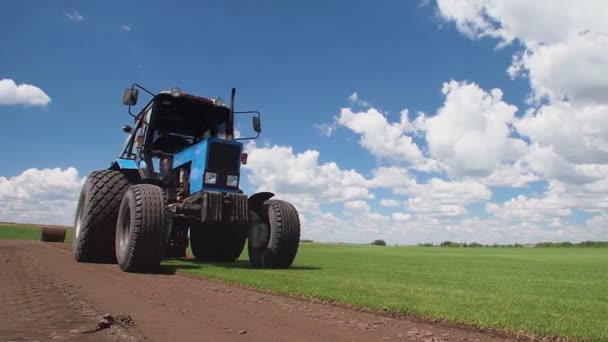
[
  {"left": 0, "top": 224, "right": 72, "bottom": 241},
  {"left": 165, "top": 244, "right": 608, "bottom": 341},
  {"left": 0, "top": 225, "right": 46, "bottom": 240}
]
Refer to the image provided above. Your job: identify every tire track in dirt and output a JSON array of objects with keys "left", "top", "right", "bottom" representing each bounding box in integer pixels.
[
  {"left": 0, "top": 240, "right": 141, "bottom": 342},
  {"left": 2, "top": 240, "right": 519, "bottom": 342}
]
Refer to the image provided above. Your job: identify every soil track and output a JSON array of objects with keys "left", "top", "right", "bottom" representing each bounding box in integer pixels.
[{"left": 0, "top": 240, "right": 517, "bottom": 342}]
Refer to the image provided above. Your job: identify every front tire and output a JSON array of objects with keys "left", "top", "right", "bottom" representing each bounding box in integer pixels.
[
  {"left": 248, "top": 200, "right": 301, "bottom": 268},
  {"left": 115, "top": 184, "right": 170, "bottom": 273},
  {"left": 72, "top": 170, "right": 133, "bottom": 263}
]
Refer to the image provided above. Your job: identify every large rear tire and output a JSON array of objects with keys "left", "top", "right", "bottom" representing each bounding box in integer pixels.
[
  {"left": 72, "top": 170, "right": 133, "bottom": 263},
  {"left": 115, "top": 184, "right": 171, "bottom": 273},
  {"left": 190, "top": 224, "right": 247, "bottom": 262},
  {"left": 248, "top": 200, "right": 301, "bottom": 268}
]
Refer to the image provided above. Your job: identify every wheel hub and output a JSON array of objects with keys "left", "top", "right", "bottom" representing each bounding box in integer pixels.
[
  {"left": 74, "top": 193, "right": 85, "bottom": 238},
  {"left": 248, "top": 221, "right": 270, "bottom": 249}
]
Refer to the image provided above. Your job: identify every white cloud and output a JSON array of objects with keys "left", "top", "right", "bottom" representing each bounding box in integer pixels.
[
  {"left": 63, "top": 11, "right": 84, "bottom": 22},
  {"left": 344, "top": 200, "right": 370, "bottom": 213},
  {"left": 391, "top": 212, "right": 411, "bottom": 221},
  {"left": 120, "top": 25, "right": 132, "bottom": 32},
  {"left": 437, "top": 0, "right": 608, "bottom": 105},
  {"left": 517, "top": 102, "right": 608, "bottom": 167},
  {"left": 435, "top": 0, "right": 608, "bottom": 46},
  {"left": 423, "top": 81, "right": 527, "bottom": 178},
  {"left": 336, "top": 106, "right": 439, "bottom": 171},
  {"left": 407, "top": 198, "right": 467, "bottom": 217},
  {"left": 475, "top": 161, "right": 540, "bottom": 188},
  {"left": 397, "top": 178, "right": 490, "bottom": 203},
  {"left": 401, "top": 178, "right": 490, "bottom": 218},
  {"left": 348, "top": 92, "right": 371, "bottom": 108},
  {"left": 0, "top": 168, "right": 84, "bottom": 225},
  {"left": 314, "top": 122, "right": 338, "bottom": 137},
  {"left": 509, "top": 32, "right": 608, "bottom": 105},
  {"left": 369, "top": 167, "right": 416, "bottom": 188},
  {"left": 486, "top": 195, "right": 572, "bottom": 221},
  {"left": 0, "top": 79, "right": 51, "bottom": 107},
  {"left": 430, "top": 0, "right": 608, "bottom": 242},
  {"left": 243, "top": 143, "right": 373, "bottom": 203},
  {"left": 379, "top": 199, "right": 400, "bottom": 207},
  {"left": 436, "top": 1, "right": 608, "bottom": 187}
]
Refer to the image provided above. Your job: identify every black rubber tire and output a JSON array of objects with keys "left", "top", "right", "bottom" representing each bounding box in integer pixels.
[
  {"left": 248, "top": 200, "right": 301, "bottom": 268},
  {"left": 72, "top": 170, "right": 133, "bottom": 263},
  {"left": 190, "top": 224, "right": 247, "bottom": 262},
  {"left": 115, "top": 184, "right": 171, "bottom": 273}
]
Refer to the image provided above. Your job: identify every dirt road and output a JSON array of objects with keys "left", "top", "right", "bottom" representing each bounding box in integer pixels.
[{"left": 0, "top": 240, "right": 517, "bottom": 342}]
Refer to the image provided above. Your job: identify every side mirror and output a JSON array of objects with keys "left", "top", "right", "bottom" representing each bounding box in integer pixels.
[
  {"left": 122, "top": 88, "right": 139, "bottom": 106},
  {"left": 252, "top": 116, "right": 261, "bottom": 133},
  {"left": 122, "top": 125, "right": 133, "bottom": 133}
]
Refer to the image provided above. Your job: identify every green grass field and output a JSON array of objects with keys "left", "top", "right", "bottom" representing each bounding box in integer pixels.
[
  {"left": 0, "top": 225, "right": 47, "bottom": 240},
  {"left": 167, "top": 244, "right": 608, "bottom": 341},
  {"left": 2, "top": 225, "right": 606, "bottom": 341}
]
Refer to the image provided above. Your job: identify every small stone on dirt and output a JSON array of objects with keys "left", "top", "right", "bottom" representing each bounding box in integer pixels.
[
  {"left": 97, "top": 318, "right": 112, "bottom": 330},
  {"left": 102, "top": 313, "right": 116, "bottom": 325},
  {"left": 238, "top": 330, "right": 247, "bottom": 335}
]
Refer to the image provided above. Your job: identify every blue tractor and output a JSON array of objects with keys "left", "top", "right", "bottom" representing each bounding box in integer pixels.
[{"left": 71, "top": 84, "right": 301, "bottom": 272}]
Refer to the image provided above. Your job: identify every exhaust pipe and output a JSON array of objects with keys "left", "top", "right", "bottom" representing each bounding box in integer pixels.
[{"left": 228, "top": 88, "right": 236, "bottom": 139}]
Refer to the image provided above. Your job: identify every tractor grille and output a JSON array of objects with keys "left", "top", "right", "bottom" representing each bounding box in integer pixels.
[
  {"left": 201, "top": 191, "right": 249, "bottom": 224},
  {"left": 207, "top": 142, "right": 240, "bottom": 174}
]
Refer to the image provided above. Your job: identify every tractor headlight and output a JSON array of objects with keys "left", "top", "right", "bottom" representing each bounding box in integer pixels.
[
  {"left": 204, "top": 172, "right": 217, "bottom": 185},
  {"left": 227, "top": 175, "right": 239, "bottom": 187},
  {"left": 170, "top": 87, "right": 182, "bottom": 97}
]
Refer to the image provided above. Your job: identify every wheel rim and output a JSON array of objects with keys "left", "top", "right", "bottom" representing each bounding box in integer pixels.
[
  {"left": 74, "top": 192, "right": 86, "bottom": 239},
  {"left": 118, "top": 207, "right": 131, "bottom": 251}
]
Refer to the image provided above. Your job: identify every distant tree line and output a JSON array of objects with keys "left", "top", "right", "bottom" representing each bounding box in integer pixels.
[
  {"left": 370, "top": 239, "right": 387, "bottom": 246},
  {"left": 416, "top": 241, "right": 608, "bottom": 248},
  {"left": 534, "top": 241, "right": 608, "bottom": 248}
]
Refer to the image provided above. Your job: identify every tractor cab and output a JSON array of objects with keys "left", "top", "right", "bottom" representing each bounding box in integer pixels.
[{"left": 114, "top": 86, "right": 259, "bottom": 191}]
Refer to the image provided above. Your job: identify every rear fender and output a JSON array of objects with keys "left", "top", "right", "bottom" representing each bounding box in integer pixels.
[
  {"left": 248, "top": 192, "right": 274, "bottom": 214},
  {"left": 108, "top": 160, "right": 141, "bottom": 183}
]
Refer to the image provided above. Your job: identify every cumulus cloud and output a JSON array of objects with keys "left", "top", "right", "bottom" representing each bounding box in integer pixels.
[
  {"left": 517, "top": 102, "right": 608, "bottom": 166},
  {"left": 314, "top": 122, "right": 338, "bottom": 137},
  {"left": 436, "top": 1, "right": 608, "bottom": 182},
  {"left": 347, "top": 92, "right": 371, "bottom": 108},
  {"left": 401, "top": 178, "right": 490, "bottom": 217},
  {"left": 336, "top": 106, "right": 439, "bottom": 171},
  {"left": 63, "top": 11, "right": 84, "bottom": 22},
  {"left": 423, "top": 81, "right": 528, "bottom": 178},
  {"left": 391, "top": 213, "right": 411, "bottom": 221},
  {"left": 302, "top": 0, "right": 608, "bottom": 243},
  {"left": 369, "top": 167, "right": 416, "bottom": 188},
  {"left": 486, "top": 195, "right": 572, "bottom": 221},
  {"left": 0, "top": 79, "right": 51, "bottom": 107},
  {"left": 243, "top": 143, "right": 373, "bottom": 203},
  {"left": 379, "top": 199, "right": 401, "bottom": 207},
  {"left": 120, "top": 25, "right": 131, "bottom": 32},
  {"left": 0, "top": 168, "right": 84, "bottom": 225}
]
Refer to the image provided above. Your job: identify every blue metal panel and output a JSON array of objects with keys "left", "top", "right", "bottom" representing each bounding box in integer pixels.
[
  {"left": 173, "top": 140, "right": 209, "bottom": 194},
  {"left": 172, "top": 138, "right": 243, "bottom": 195},
  {"left": 114, "top": 158, "right": 138, "bottom": 169}
]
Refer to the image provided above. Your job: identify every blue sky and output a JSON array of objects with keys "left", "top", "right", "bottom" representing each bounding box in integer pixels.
[{"left": 1, "top": 1, "right": 606, "bottom": 244}]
